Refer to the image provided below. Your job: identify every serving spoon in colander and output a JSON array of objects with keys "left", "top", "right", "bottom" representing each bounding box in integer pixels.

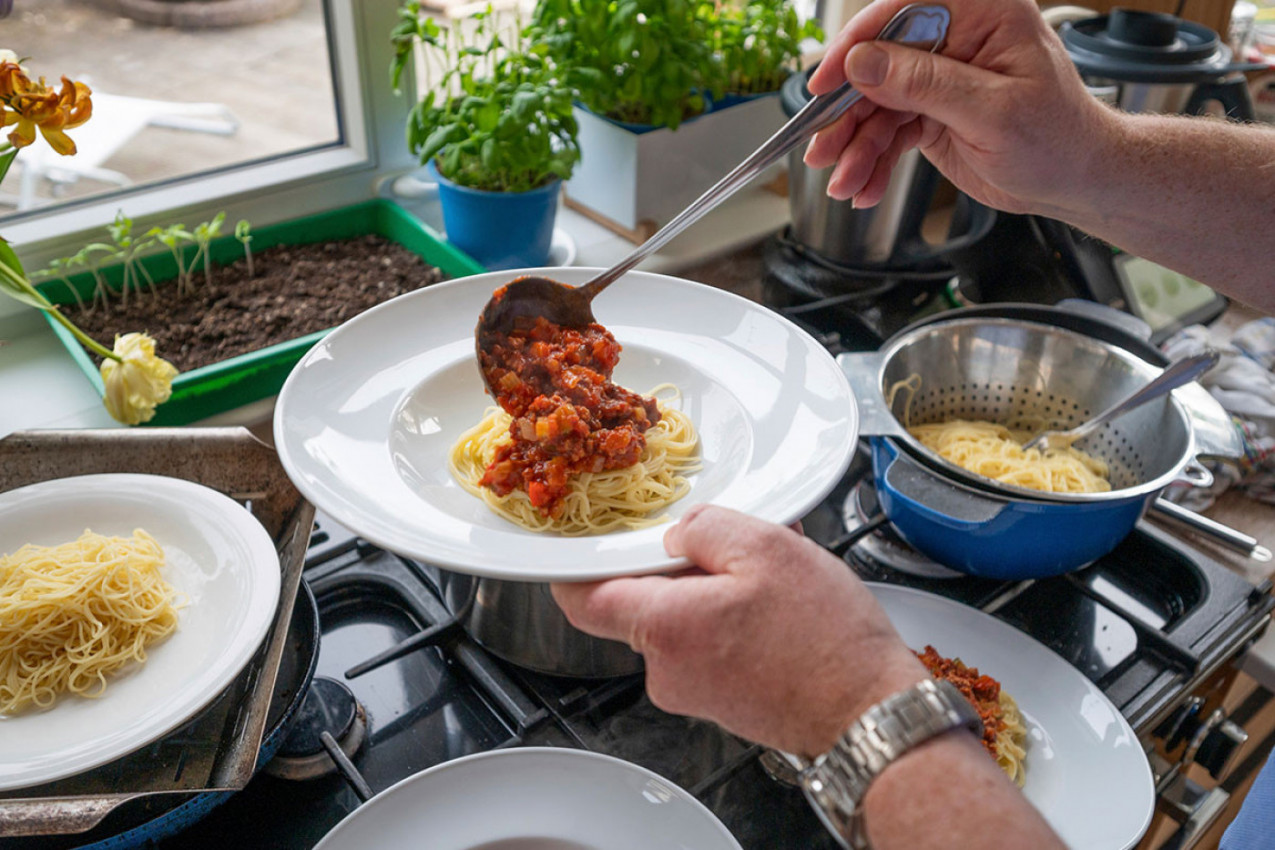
[
  {"left": 474, "top": 3, "right": 953, "bottom": 388},
  {"left": 1020, "top": 350, "right": 1221, "bottom": 454}
]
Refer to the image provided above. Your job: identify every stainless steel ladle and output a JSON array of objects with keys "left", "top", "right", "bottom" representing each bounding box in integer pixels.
[{"left": 475, "top": 3, "right": 953, "bottom": 387}]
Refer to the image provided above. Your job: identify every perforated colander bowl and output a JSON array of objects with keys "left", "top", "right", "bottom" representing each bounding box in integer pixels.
[{"left": 873, "top": 318, "right": 1202, "bottom": 503}]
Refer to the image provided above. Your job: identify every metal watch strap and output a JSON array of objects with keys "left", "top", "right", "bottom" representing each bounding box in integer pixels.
[{"left": 797, "top": 678, "right": 983, "bottom": 850}]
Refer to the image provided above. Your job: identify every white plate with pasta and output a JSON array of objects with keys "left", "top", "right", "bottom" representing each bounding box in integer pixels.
[
  {"left": 273, "top": 267, "right": 859, "bottom": 582},
  {"left": 0, "top": 473, "right": 280, "bottom": 791},
  {"left": 870, "top": 584, "right": 1155, "bottom": 850}
]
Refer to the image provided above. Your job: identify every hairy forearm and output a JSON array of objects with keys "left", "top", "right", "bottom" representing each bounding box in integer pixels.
[
  {"left": 862, "top": 731, "right": 1066, "bottom": 849},
  {"left": 1051, "top": 109, "right": 1275, "bottom": 313}
]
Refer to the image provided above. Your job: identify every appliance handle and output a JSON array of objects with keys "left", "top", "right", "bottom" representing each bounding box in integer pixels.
[
  {"left": 891, "top": 192, "right": 997, "bottom": 266},
  {"left": 1185, "top": 77, "right": 1256, "bottom": 121}
]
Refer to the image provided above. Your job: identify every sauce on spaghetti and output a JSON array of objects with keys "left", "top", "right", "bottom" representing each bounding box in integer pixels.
[
  {"left": 915, "top": 645, "right": 1006, "bottom": 757},
  {"left": 477, "top": 285, "right": 660, "bottom": 517}
]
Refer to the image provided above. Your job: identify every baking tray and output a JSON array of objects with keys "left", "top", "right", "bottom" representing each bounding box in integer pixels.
[{"left": 0, "top": 427, "right": 314, "bottom": 836}]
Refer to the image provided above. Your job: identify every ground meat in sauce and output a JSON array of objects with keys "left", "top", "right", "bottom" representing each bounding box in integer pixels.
[
  {"left": 477, "top": 290, "right": 660, "bottom": 518},
  {"left": 915, "top": 645, "right": 1005, "bottom": 756}
]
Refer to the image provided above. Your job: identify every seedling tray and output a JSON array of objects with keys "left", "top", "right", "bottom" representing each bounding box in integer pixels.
[{"left": 36, "top": 199, "right": 483, "bottom": 426}]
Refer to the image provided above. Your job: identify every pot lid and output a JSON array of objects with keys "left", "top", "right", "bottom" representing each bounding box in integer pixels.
[{"left": 1060, "top": 9, "right": 1254, "bottom": 82}]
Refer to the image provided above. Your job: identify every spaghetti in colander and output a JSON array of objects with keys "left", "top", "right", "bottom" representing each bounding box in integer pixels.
[{"left": 889, "top": 375, "right": 1112, "bottom": 495}]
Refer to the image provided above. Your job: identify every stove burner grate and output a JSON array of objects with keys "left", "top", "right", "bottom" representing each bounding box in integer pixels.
[
  {"left": 841, "top": 482, "right": 966, "bottom": 579},
  {"left": 265, "top": 676, "right": 368, "bottom": 781}
]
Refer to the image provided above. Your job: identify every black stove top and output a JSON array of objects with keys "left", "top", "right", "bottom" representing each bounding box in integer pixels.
[
  {"left": 158, "top": 511, "right": 836, "bottom": 849},
  {"left": 150, "top": 445, "right": 1273, "bottom": 850}
]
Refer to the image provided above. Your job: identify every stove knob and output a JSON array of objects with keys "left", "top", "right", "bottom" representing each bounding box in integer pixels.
[
  {"left": 1195, "top": 719, "right": 1249, "bottom": 780},
  {"left": 1154, "top": 696, "right": 1206, "bottom": 753}
]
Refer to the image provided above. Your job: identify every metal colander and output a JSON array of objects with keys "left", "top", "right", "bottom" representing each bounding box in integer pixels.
[{"left": 856, "top": 317, "right": 1205, "bottom": 503}]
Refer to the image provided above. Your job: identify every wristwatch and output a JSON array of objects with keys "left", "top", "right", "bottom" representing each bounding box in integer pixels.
[{"left": 794, "top": 678, "right": 983, "bottom": 850}]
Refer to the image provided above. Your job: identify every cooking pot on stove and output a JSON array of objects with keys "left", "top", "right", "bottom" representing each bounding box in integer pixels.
[
  {"left": 838, "top": 315, "right": 1226, "bottom": 578},
  {"left": 779, "top": 69, "right": 995, "bottom": 269},
  {"left": 435, "top": 569, "right": 643, "bottom": 678},
  {"left": 1057, "top": 8, "right": 1265, "bottom": 118}
]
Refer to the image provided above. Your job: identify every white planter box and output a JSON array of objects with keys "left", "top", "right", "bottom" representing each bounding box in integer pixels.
[{"left": 565, "top": 93, "right": 787, "bottom": 233}]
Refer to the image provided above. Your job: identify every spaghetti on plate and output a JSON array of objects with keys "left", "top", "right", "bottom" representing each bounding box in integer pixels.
[
  {"left": 0, "top": 529, "right": 180, "bottom": 715},
  {"left": 916, "top": 645, "right": 1029, "bottom": 786}
]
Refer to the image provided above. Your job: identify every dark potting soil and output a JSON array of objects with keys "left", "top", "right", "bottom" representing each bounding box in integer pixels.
[{"left": 74, "top": 235, "right": 448, "bottom": 373}]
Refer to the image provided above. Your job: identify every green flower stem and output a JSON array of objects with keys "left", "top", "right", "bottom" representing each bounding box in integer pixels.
[{"left": 0, "top": 255, "right": 119, "bottom": 361}]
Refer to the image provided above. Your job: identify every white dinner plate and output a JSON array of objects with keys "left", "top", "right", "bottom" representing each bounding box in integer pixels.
[
  {"left": 273, "top": 267, "right": 858, "bottom": 582},
  {"left": 314, "top": 747, "right": 743, "bottom": 850},
  {"left": 0, "top": 473, "right": 281, "bottom": 791},
  {"left": 870, "top": 584, "right": 1155, "bottom": 850}
]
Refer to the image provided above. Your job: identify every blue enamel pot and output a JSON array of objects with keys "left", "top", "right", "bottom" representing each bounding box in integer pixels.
[
  {"left": 427, "top": 161, "right": 560, "bottom": 271},
  {"left": 870, "top": 437, "right": 1152, "bottom": 579},
  {"left": 840, "top": 316, "right": 1218, "bottom": 579}
]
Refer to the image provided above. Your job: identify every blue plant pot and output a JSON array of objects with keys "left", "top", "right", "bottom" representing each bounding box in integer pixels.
[{"left": 427, "top": 161, "right": 560, "bottom": 271}]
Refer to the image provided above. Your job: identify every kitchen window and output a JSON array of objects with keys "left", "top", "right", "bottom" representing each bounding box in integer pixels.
[{"left": 0, "top": 0, "right": 419, "bottom": 316}]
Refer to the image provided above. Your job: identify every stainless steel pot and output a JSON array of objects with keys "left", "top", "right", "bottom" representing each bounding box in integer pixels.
[
  {"left": 437, "top": 569, "right": 643, "bottom": 678},
  {"left": 779, "top": 70, "right": 995, "bottom": 268}
]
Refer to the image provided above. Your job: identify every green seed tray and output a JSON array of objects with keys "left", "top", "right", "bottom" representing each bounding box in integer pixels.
[{"left": 36, "top": 199, "right": 484, "bottom": 426}]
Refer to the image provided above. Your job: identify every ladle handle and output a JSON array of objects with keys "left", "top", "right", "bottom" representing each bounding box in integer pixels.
[
  {"left": 1066, "top": 350, "right": 1221, "bottom": 444},
  {"left": 576, "top": 3, "right": 953, "bottom": 302}
]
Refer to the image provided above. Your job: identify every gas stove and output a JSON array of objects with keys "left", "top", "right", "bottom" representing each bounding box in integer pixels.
[{"left": 146, "top": 452, "right": 1271, "bottom": 850}]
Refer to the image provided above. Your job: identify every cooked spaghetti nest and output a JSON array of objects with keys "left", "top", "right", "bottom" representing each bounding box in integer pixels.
[
  {"left": 450, "top": 384, "right": 701, "bottom": 535},
  {"left": 887, "top": 374, "right": 1111, "bottom": 494},
  {"left": 908, "top": 419, "right": 1112, "bottom": 494},
  {"left": 0, "top": 529, "right": 181, "bottom": 715}
]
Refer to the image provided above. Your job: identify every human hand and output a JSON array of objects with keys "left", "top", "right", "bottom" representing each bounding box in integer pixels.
[
  {"left": 551, "top": 505, "right": 927, "bottom": 757},
  {"left": 804, "top": 0, "right": 1116, "bottom": 217}
]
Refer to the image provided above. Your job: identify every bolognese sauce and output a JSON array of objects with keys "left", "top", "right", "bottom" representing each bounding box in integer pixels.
[
  {"left": 915, "top": 645, "right": 1006, "bottom": 757},
  {"left": 477, "top": 286, "right": 660, "bottom": 518}
]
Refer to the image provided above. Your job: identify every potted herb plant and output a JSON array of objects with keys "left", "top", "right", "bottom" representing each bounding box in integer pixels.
[
  {"left": 527, "top": 0, "right": 820, "bottom": 235},
  {"left": 391, "top": 2, "right": 580, "bottom": 270},
  {"left": 710, "top": 0, "right": 823, "bottom": 104}
]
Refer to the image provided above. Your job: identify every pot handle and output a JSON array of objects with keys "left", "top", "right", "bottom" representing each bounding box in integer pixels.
[
  {"left": 1151, "top": 497, "right": 1273, "bottom": 562},
  {"left": 1185, "top": 77, "right": 1258, "bottom": 121},
  {"left": 879, "top": 439, "right": 1007, "bottom": 528},
  {"left": 837, "top": 351, "right": 905, "bottom": 438}
]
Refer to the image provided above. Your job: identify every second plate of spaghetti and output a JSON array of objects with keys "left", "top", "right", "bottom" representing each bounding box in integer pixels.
[
  {"left": 870, "top": 584, "right": 1155, "bottom": 850},
  {"left": 273, "top": 268, "right": 858, "bottom": 582}
]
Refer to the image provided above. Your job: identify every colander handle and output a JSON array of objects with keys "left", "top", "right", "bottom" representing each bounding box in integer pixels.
[{"left": 837, "top": 351, "right": 906, "bottom": 438}]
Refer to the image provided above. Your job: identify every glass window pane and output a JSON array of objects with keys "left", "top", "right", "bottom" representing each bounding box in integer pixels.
[{"left": 0, "top": 0, "right": 340, "bottom": 218}]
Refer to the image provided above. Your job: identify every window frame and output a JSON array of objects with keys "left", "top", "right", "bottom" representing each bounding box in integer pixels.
[{"left": 0, "top": 0, "right": 419, "bottom": 316}]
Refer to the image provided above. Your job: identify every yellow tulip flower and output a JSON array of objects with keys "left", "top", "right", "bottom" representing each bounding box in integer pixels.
[
  {"left": 0, "top": 63, "right": 92, "bottom": 155},
  {"left": 100, "top": 333, "right": 178, "bottom": 426}
]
